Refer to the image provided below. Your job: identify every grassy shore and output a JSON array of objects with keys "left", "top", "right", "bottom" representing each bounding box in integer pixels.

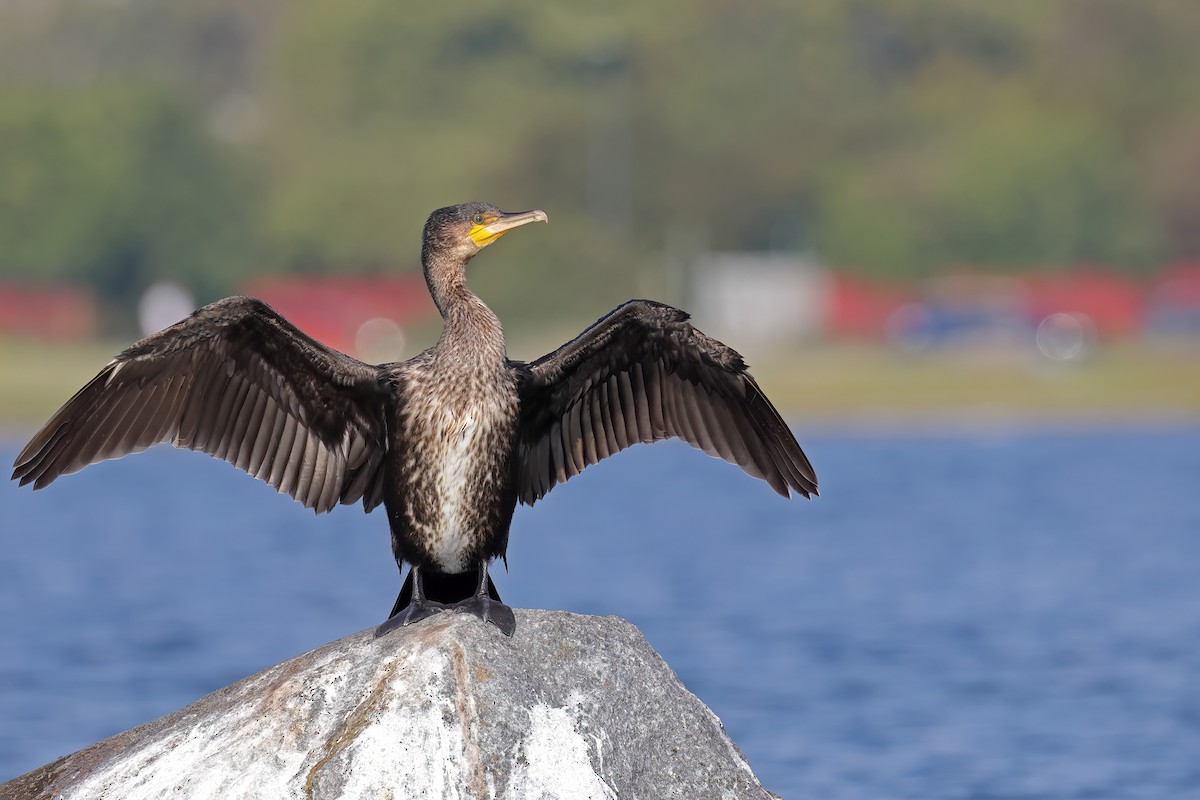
[
  {"left": 2, "top": 337, "right": 1196, "bottom": 434},
  {"left": 751, "top": 341, "right": 1200, "bottom": 424}
]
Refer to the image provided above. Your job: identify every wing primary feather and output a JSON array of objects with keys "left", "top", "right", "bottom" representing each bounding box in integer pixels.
[
  {"left": 663, "top": 377, "right": 693, "bottom": 443},
  {"left": 366, "top": 455, "right": 386, "bottom": 510},
  {"left": 341, "top": 435, "right": 383, "bottom": 507},
  {"left": 327, "top": 456, "right": 348, "bottom": 512},
  {"left": 175, "top": 354, "right": 218, "bottom": 448},
  {"left": 71, "top": 388, "right": 143, "bottom": 470},
  {"left": 606, "top": 376, "right": 629, "bottom": 449},
  {"left": 764, "top": 419, "right": 813, "bottom": 494},
  {"left": 599, "top": 378, "right": 622, "bottom": 454},
  {"left": 192, "top": 366, "right": 234, "bottom": 453},
  {"left": 776, "top": 434, "right": 817, "bottom": 496},
  {"left": 280, "top": 428, "right": 309, "bottom": 498},
  {"left": 13, "top": 422, "right": 71, "bottom": 485},
  {"left": 269, "top": 413, "right": 299, "bottom": 488},
  {"left": 629, "top": 363, "right": 653, "bottom": 441},
  {"left": 695, "top": 391, "right": 735, "bottom": 462},
  {"left": 715, "top": 396, "right": 755, "bottom": 470},
  {"left": 282, "top": 428, "right": 314, "bottom": 499},
  {"left": 580, "top": 393, "right": 599, "bottom": 464},
  {"left": 741, "top": 406, "right": 796, "bottom": 497},
  {"left": 303, "top": 442, "right": 329, "bottom": 509},
  {"left": 234, "top": 386, "right": 270, "bottom": 471},
  {"left": 535, "top": 434, "right": 552, "bottom": 496},
  {"left": 229, "top": 359, "right": 267, "bottom": 469},
  {"left": 255, "top": 402, "right": 289, "bottom": 481},
  {"left": 318, "top": 451, "right": 346, "bottom": 513},
  {"left": 681, "top": 383, "right": 718, "bottom": 457},
  {"left": 227, "top": 375, "right": 258, "bottom": 462},
  {"left": 206, "top": 373, "right": 237, "bottom": 462},
  {"left": 683, "top": 384, "right": 713, "bottom": 454},
  {"left": 523, "top": 439, "right": 540, "bottom": 501},
  {"left": 174, "top": 377, "right": 202, "bottom": 449},
  {"left": 746, "top": 384, "right": 816, "bottom": 494},
  {"left": 765, "top": 433, "right": 806, "bottom": 496},
  {"left": 737, "top": 403, "right": 791, "bottom": 487},
  {"left": 565, "top": 399, "right": 585, "bottom": 473},
  {"left": 315, "top": 442, "right": 335, "bottom": 509},
  {"left": 219, "top": 375, "right": 255, "bottom": 465},
  {"left": 363, "top": 466, "right": 385, "bottom": 512},
  {"left": 347, "top": 433, "right": 367, "bottom": 468},
  {"left": 101, "top": 382, "right": 162, "bottom": 461},
  {"left": 18, "top": 411, "right": 63, "bottom": 468},
  {"left": 616, "top": 371, "right": 641, "bottom": 444},
  {"left": 21, "top": 416, "right": 84, "bottom": 487},
  {"left": 12, "top": 416, "right": 66, "bottom": 477},
  {"left": 728, "top": 410, "right": 770, "bottom": 482},
  {"left": 698, "top": 385, "right": 739, "bottom": 462},
  {"left": 144, "top": 371, "right": 189, "bottom": 449},
  {"left": 24, "top": 429, "right": 71, "bottom": 488},
  {"left": 116, "top": 366, "right": 173, "bottom": 455},
  {"left": 68, "top": 392, "right": 129, "bottom": 468},
  {"left": 552, "top": 419, "right": 571, "bottom": 482},
  {"left": 596, "top": 379, "right": 616, "bottom": 456},
  {"left": 341, "top": 462, "right": 372, "bottom": 506},
  {"left": 645, "top": 361, "right": 667, "bottom": 435},
  {"left": 248, "top": 400, "right": 278, "bottom": 477}
]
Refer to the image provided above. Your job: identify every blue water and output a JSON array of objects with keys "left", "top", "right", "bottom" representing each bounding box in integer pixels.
[{"left": 1, "top": 424, "right": 1198, "bottom": 798}]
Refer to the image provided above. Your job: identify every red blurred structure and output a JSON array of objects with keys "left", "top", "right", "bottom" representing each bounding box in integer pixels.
[
  {"left": 2, "top": 265, "right": 1198, "bottom": 349},
  {"left": 0, "top": 284, "right": 98, "bottom": 340},
  {"left": 823, "top": 267, "right": 1188, "bottom": 345},
  {"left": 1018, "top": 269, "right": 1143, "bottom": 337},
  {"left": 825, "top": 274, "right": 915, "bottom": 339},
  {"left": 239, "top": 274, "right": 434, "bottom": 354}
]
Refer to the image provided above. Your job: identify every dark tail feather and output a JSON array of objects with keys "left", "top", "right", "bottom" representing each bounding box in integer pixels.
[{"left": 388, "top": 567, "right": 502, "bottom": 618}]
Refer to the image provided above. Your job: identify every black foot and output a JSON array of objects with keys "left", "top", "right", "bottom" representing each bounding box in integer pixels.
[
  {"left": 453, "top": 595, "right": 516, "bottom": 637},
  {"left": 374, "top": 599, "right": 449, "bottom": 638}
]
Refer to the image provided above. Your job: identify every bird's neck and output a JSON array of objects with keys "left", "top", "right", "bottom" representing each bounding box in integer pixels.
[{"left": 425, "top": 253, "right": 506, "bottom": 362}]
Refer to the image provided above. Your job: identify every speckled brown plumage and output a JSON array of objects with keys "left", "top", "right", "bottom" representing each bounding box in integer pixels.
[{"left": 12, "top": 201, "right": 817, "bottom": 638}]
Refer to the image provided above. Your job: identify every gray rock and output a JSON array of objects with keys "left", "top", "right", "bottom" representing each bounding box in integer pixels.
[{"left": 1, "top": 610, "right": 780, "bottom": 799}]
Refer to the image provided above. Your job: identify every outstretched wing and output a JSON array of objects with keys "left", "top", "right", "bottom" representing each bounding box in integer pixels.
[
  {"left": 12, "top": 296, "right": 389, "bottom": 514},
  {"left": 514, "top": 299, "right": 817, "bottom": 505}
]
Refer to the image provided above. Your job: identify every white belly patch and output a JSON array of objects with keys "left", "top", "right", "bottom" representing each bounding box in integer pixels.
[{"left": 427, "top": 411, "right": 486, "bottom": 572}]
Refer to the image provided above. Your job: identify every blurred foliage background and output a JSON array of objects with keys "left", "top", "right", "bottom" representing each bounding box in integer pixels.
[{"left": 3, "top": 0, "right": 1199, "bottom": 327}]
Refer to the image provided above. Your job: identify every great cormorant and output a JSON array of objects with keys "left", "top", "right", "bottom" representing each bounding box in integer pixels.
[{"left": 12, "top": 202, "right": 817, "bottom": 637}]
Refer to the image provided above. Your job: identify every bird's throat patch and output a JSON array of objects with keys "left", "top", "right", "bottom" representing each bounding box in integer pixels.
[{"left": 468, "top": 224, "right": 507, "bottom": 247}]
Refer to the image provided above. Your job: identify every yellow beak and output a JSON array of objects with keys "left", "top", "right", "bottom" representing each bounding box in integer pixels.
[{"left": 469, "top": 209, "right": 548, "bottom": 247}]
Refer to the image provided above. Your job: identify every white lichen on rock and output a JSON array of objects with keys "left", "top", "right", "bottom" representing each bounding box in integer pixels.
[
  {"left": 2, "top": 610, "right": 777, "bottom": 800},
  {"left": 506, "top": 704, "right": 616, "bottom": 799}
]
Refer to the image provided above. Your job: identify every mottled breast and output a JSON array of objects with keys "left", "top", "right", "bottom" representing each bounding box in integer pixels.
[{"left": 390, "top": 361, "right": 520, "bottom": 573}]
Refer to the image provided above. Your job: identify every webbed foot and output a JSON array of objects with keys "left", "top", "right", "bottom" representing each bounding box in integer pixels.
[
  {"left": 453, "top": 595, "right": 516, "bottom": 637},
  {"left": 374, "top": 599, "right": 449, "bottom": 638}
]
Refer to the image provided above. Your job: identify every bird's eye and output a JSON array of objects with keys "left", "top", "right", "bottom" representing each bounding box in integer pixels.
[{"left": 473, "top": 214, "right": 484, "bottom": 224}]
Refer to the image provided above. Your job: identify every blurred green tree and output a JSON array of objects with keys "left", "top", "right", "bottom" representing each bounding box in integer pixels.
[
  {"left": 0, "top": 87, "right": 258, "bottom": 318},
  {"left": 1, "top": 0, "right": 1198, "bottom": 324}
]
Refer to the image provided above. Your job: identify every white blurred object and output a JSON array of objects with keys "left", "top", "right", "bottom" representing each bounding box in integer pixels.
[
  {"left": 138, "top": 282, "right": 195, "bottom": 337},
  {"left": 355, "top": 317, "right": 406, "bottom": 363},
  {"left": 691, "top": 253, "right": 830, "bottom": 348},
  {"left": 1036, "top": 312, "right": 1096, "bottom": 361}
]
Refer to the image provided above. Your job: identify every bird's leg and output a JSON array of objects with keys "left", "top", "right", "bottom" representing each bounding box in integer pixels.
[
  {"left": 375, "top": 565, "right": 448, "bottom": 637},
  {"left": 453, "top": 559, "right": 516, "bottom": 637}
]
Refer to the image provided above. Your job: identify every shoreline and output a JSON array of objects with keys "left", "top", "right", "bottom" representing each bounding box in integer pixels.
[{"left": 3, "top": 338, "right": 1197, "bottom": 437}]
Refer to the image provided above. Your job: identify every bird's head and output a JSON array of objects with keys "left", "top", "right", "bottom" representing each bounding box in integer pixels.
[{"left": 422, "top": 202, "right": 548, "bottom": 266}]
